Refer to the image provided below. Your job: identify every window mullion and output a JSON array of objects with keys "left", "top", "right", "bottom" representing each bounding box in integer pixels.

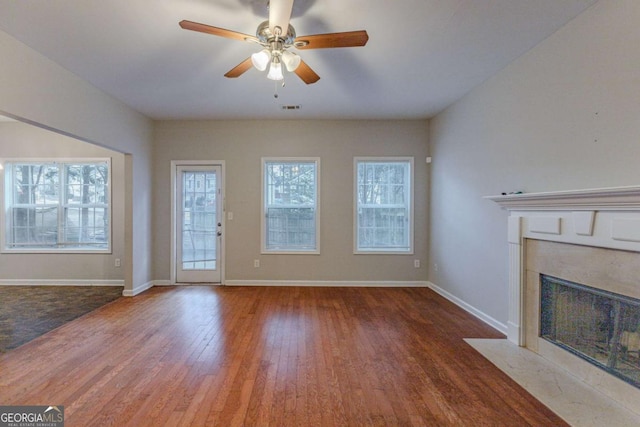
[{"left": 58, "top": 163, "right": 65, "bottom": 248}]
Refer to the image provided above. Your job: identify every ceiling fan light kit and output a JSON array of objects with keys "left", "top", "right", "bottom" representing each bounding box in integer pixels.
[
  {"left": 179, "top": 0, "right": 369, "bottom": 90},
  {"left": 251, "top": 49, "right": 271, "bottom": 71},
  {"left": 282, "top": 51, "right": 301, "bottom": 72},
  {"left": 266, "top": 58, "right": 284, "bottom": 81}
]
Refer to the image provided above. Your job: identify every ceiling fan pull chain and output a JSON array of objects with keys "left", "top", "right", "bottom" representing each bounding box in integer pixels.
[{"left": 274, "top": 75, "right": 287, "bottom": 98}]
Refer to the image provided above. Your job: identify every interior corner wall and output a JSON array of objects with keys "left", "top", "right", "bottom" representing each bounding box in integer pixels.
[
  {"left": 0, "top": 29, "right": 154, "bottom": 293},
  {"left": 0, "top": 121, "right": 125, "bottom": 281},
  {"left": 152, "top": 119, "right": 429, "bottom": 283},
  {"left": 428, "top": 0, "right": 640, "bottom": 326}
]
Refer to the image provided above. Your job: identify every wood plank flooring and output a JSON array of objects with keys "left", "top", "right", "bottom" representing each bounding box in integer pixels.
[{"left": 0, "top": 286, "right": 567, "bottom": 426}]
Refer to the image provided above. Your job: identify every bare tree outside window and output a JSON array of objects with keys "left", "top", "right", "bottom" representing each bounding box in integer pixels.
[
  {"left": 355, "top": 158, "right": 412, "bottom": 253},
  {"left": 263, "top": 159, "right": 319, "bottom": 252}
]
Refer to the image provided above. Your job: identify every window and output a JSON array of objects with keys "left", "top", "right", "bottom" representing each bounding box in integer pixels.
[
  {"left": 354, "top": 157, "right": 413, "bottom": 253},
  {"left": 3, "top": 159, "right": 110, "bottom": 252},
  {"left": 262, "top": 158, "right": 319, "bottom": 253}
]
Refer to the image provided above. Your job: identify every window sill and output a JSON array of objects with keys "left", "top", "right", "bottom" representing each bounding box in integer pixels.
[
  {"left": 354, "top": 250, "right": 414, "bottom": 255},
  {"left": 2, "top": 249, "right": 112, "bottom": 255},
  {"left": 261, "top": 250, "right": 320, "bottom": 255}
]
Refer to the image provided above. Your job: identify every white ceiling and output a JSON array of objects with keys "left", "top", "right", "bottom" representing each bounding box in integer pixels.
[{"left": 0, "top": 0, "right": 598, "bottom": 121}]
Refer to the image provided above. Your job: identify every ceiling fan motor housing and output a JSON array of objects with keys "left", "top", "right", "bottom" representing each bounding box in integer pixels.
[{"left": 256, "top": 20, "right": 296, "bottom": 45}]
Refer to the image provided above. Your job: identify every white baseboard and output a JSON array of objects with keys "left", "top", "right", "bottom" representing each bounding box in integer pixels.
[
  {"left": 149, "top": 280, "right": 173, "bottom": 286},
  {"left": 0, "top": 279, "right": 124, "bottom": 287},
  {"left": 122, "top": 280, "right": 156, "bottom": 297},
  {"left": 224, "top": 280, "right": 429, "bottom": 287},
  {"left": 427, "top": 281, "right": 508, "bottom": 334}
]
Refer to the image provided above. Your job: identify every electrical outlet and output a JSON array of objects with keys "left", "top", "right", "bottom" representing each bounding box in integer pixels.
[
  {"left": 434, "top": 263, "right": 439, "bottom": 272},
  {"left": 115, "top": 258, "right": 121, "bottom": 267},
  {"left": 254, "top": 259, "right": 260, "bottom": 268},
  {"left": 414, "top": 259, "right": 420, "bottom": 268}
]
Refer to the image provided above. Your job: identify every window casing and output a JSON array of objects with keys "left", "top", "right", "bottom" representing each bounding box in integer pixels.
[
  {"left": 262, "top": 158, "right": 320, "bottom": 254},
  {"left": 2, "top": 159, "right": 111, "bottom": 253},
  {"left": 354, "top": 157, "right": 413, "bottom": 254}
]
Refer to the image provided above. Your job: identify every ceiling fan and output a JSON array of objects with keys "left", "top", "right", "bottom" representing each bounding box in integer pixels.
[{"left": 179, "top": 0, "right": 369, "bottom": 86}]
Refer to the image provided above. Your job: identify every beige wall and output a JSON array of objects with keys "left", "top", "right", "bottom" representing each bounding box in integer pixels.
[
  {"left": 153, "top": 120, "right": 429, "bottom": 283},
  {"left": 0, "top": 29, "right": 153, "bottom": 293},
  {"left": 429, "top": 0, "right": 640, "bottom": 327},
  {"left": 0, "top": 121, "right": 125, "bottom": 281}
]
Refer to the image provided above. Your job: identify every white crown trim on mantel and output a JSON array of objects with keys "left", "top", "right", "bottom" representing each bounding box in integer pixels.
[{"left": 484, "top": 185, "right": 640, "bottom": 211}]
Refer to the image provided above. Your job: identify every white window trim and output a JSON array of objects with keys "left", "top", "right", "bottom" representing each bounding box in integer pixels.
[
  {"left": 353, "top": 156, "right": 414, "bottom": 255},
  {"left": 261, "top": 157, "right": 321, "bottom": 255},
  {"left": 1, "top": 157, "right": 112, "bottom": 254}
]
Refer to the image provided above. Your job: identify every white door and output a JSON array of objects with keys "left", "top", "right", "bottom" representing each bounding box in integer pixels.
[{"left": 176, "top": 165, "right": 223, "bottom": 283}]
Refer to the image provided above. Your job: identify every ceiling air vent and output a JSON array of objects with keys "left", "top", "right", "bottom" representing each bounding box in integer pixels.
[{"left": 281, "top": 105, "right": 301, "bottom": 110}]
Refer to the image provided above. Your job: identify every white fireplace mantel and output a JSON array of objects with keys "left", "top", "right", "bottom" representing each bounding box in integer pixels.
[
  {"left": 485, "top": 185, "right": 640, "bottom": 345},
  {"left": 485, "top": 185, "right": 640, "bottom": 211}
]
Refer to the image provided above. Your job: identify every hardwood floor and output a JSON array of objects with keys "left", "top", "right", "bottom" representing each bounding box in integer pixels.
[{"left": 0, "top": 286, "right": 567, "bottom": 426}]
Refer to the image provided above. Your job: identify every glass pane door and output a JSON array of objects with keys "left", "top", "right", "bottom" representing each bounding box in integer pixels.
[{"left": 176, "top": 165, "right": 222, "bottom": 283}]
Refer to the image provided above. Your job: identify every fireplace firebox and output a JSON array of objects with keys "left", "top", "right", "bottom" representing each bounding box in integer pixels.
[{"left": 540, "top": 274, "right": 640, "bottom": 389}]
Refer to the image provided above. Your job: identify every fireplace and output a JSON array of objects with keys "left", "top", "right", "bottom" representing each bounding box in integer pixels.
[{"left": 486, "top": 185, "right": 640, "bottom": 415}]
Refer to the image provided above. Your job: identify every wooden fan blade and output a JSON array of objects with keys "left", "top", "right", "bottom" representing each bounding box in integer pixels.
[
  {"left": 294, "top": 30, "right": 369, "bottom": 49},
  {"left": 294, "top": 60, "right": 320, "bottom": 84},
  {"left": 224, "top": 58, "right": 254, "bottom": 78},
  {"left": 179, "top": 20, "right": 258, "bottom": 43}
]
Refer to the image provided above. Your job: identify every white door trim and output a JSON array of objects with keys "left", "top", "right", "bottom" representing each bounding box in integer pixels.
[{"left": 171, "top": 160, "right": 226, "bottom": 284}]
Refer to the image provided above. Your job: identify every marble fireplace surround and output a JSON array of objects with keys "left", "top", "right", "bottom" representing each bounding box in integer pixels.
[{"left": 487, "top": 185, "right": 640, "bottom": 415}]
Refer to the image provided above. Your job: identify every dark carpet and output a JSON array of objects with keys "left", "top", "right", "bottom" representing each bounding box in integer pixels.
[{"left": 0, "top": 286, "right": 123, "bottom": 353}]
